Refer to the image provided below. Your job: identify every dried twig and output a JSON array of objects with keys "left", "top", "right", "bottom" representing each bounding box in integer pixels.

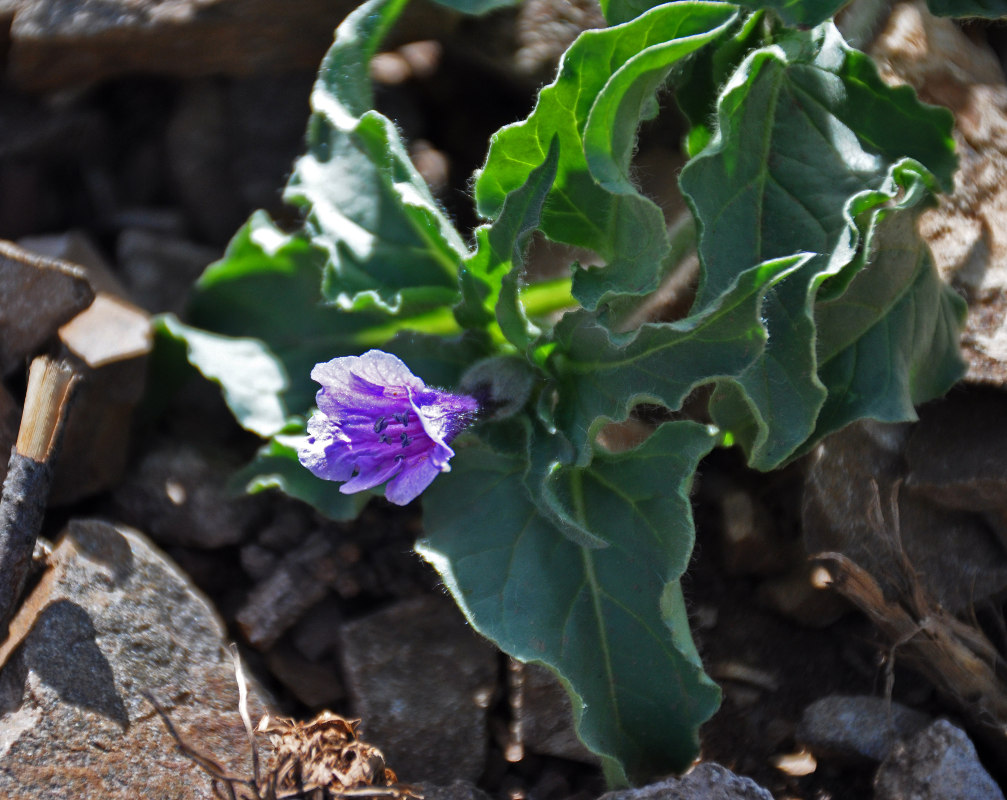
[
  {"left": 147, "top": 647, "right": 423, "bottom": 800},
  {"left": 813, "top": 482, "right": 1007, "bottom": 761},
  {"left": 0, "top": 355, "right": 79, "bottom": 638}
]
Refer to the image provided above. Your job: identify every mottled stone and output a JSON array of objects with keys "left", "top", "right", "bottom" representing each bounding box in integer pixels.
[
  {"left": 111, "top": 439, "right": 253, "bottom": 549},
  {"left": 115, "top": 229, "right": 219, "bottom": 313},
  {"left": 514, "top": 662, "right": 596, "bottom": 764},
  {"left": 797, "top": 695, "right": 931, "bottom": 763},
  {"left": 874, "top": 719, "right": 1004, "bottom": 800},
  {"left": 0, "top": 239, "right": 94, "bottom": 376},
  {"left": 340, "top": 595, "right": 498, "bottom": 783},
  {"left": 0, "top": 519, "right": 272, "bottom": 799},
  {"left": 873, "top": 1, "right": 1007, "bottom": 386},
  {"left": 599, "top": 762, "right": 774, "bottom": 800},
  {"left": 237, "top": 532, "right": 340, "bottom": 650},
  {"left": 51, "top": 292, "right": 152, "bottom": 504}
]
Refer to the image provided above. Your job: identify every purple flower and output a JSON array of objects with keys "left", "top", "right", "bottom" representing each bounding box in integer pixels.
[{"left": 299, "top": 350, "right": 479, "bottom": 505}]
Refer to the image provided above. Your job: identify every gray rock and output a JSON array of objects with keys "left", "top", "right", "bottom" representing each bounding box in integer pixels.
[
  {"left": 797, "top": 695, "right": 931, "bottom": 763},
  {"left": 905, "top": 388, "right": 1007, "bottom": 547},
  {"left": 111, "top": 439, "right": 252, "bottom": 549},
  {"left": 0, "top": 239, "right": 94, "bottom": 376},
  {"left": 418, "top": 781, "right": 493, "bottom": 800},
  {"left": 599, "top": 762, "right": 774, "bottom": 800},
  {"left": 339, "top": 595, "right": 498, "bottom": 783},
  {"left": 19, "top": 230, "right": 127, "bottom": 297},
  {"left": 4, "top": 0, "right": 461, "bottom": 92},
  {"left": 115, "top": 228, "right": 219, "bottom": 313},
  {"left": 0, "top": 384, "right": 19, "bottom": 485},
  {"left": 514, "top": 662, "right": 596, "bottom": 764},
  {"left": 237, "top": 532, "right": 340, "bottom": 650},
  {"left": 165, "top": 79, "right": 245, "bottom": 244},
  {"left": 4, "top": 0, "right": 354, "bottom": 90},
  {"left": 874, "top": 719, "right": 1004, "bottom": 800},
  {"left": 0, "top": 519, "right": 272, "bottom": 798}
]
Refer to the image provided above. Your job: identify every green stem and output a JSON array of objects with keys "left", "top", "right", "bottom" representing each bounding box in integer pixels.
[{"left": 352, "top": 276, "right": 578, "bottom": 348}]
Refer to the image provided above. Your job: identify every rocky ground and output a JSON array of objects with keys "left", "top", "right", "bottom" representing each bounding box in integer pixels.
[{"left": 1, "top": 1, "right": 1007, "bottom": 799}]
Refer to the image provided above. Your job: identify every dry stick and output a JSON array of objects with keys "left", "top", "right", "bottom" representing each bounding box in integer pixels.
[{"left": 0, "top": 356, "right": 79, "bottom": 639}]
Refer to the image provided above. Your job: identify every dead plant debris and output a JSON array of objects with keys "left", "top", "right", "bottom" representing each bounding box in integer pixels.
[{"left": 146, "top": 648, "right": 422, "bottom": 800}]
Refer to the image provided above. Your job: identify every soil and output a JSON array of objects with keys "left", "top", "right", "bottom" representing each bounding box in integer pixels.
[{"left": 3, "top": 4, "right": 1007, "bottom": 799}]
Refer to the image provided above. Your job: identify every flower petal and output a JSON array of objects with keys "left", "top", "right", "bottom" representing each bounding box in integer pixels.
[{"left": 384, "top": 457, "right": 442, "bottom": 505}]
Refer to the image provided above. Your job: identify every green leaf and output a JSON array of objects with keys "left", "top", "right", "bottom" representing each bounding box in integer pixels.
[
  {"left": 231, "top": 435, "right": 368, "bottom": 520},
  {"left": 156, "top": 314, "right": 290, "bottom": 438},
  {"left": 475, "top": 2, "right": 738, "bottom": 309},
  {"left": 458, "top": 138, "right": 560, "bottom": 348},
  {"left": 599, "top": 0, "right": 664, "bottom": 25},
  {"left": 549, "top": 253, "right": 808, "bottom": 463},
  {"left": 676, "top": 11, "right": 766, "bottom": 155},
  {"left": 418, "top": 421, "right": 721, "bottom": 783},
  {"left": 735, "top": 0, "right": 847, "bottom": 26},
  {"left": 285, "top": 0, "right": 467, "bottom": 315},
  {"left": 809, "top": 206, "right": 967, "bottom": 442},
  {"left": 382, "top": 329, "right": 493, "bottom": 389},
  {"left": 188, "top": 212, "right": 388, "bottom": 413},
  {"left": 927, "top": 0, "right": 1007, "bottom": 17},
  {"left": 679, "top": 23, "right": 956, "bottom": 469}
]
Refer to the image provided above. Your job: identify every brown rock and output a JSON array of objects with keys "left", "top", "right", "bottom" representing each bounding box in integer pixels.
[
  {"left": 0, "top": 519, "right": 273, "bottom": 799},
  {"left": 803, "top": 418, "right": 1007, "bottom": 613},
  {"left": 512, "top": 661, "right": 597, "bottom": 764},
  {"left": 0, "top": 239, "right": 94, "bottom": 376},
  {"left": 237, "top": 532, "right": 340, "bottom": 650},
  {"left": 111, "top": 438, "right": 254, "bottom": 549},
  {"left": 872, "top": 2, "right": 1007, "bottom": 386},
  {"left": 757, "top": 561, "right": 850, "bottom": 628},
  {"left": 19, "top": 231, "right": 127, "bottom": 297},
  {"left": 339, "top": 595, "right": 498, "bottom": 783},
  {"left": 264, "top": 647, "right": 343, "bottom": 709},
  {"left": 50, "top": 292, "right": 152, "bottom": 503},
  {"left": 3, "top": 0, "right": 461, "bottom": 92}
]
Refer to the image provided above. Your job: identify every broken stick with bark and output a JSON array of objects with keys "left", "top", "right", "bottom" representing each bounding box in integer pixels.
[{"left": 0, "top": 355, "right": 79, "bottom": 639}]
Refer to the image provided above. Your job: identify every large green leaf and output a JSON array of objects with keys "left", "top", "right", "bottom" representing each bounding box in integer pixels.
[
  {"left": 679, "top": 23, "right": 956, "bottom": 469},
  {"left": 285, "top": 0, "right": 466, "bottom": 315},
  {"left": 927, "top": 0, "right": 1007, "bottom": 16},
  {"left": 156, "top": 314, "right": 291, "bottom": 438},
  {"left": 475, "top": 2, "right": 738, "bottom": 309},
  {"left": 418, "top": 420, "right": 721, "bottom": 784},
  {"left": 549, "top": 253, "right": 808, "bottom": 463},
  {"left": 736, "top": 0, "right": 847, "bottom": 26},
  {"left": 457, "top": 138, "right": 560, "bottom": 349},
  {"left": 188, "top": 212, "right": 387, "bottom": 413},
  {"left": 809, "top": 206, "right": 967, "bottom": 442}
]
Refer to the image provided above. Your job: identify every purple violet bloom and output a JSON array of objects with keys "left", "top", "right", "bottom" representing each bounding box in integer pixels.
[{"left": 299, "top": 350, "right": 479, "bottom": 505}]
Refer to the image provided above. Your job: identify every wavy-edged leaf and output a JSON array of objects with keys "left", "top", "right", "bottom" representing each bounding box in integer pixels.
[
  {"left": 418, "top": 421, "right": 720, "bottom": 784},
  {"left": 458, "top": 138, "right": 560, "bottom": 348},
  {"left": 540, "top": 421, "right": 719, "bottom": 569},
  {"left": 680, "top": 23, "right": 956, "bottom": 469},
  {"left": 285, "top": 0, "right": 466, "bottom": 315},
  {"left": 156, "top": 314, "right": 290, "bottom": 438},
  {"left": 735, "top": 0, "right": 846, "bottom": 26},
  {"left": 475, "top": 2, "right": 738, "bottom": 309},
  {"left": 809, "top": 206, "right": 967, "bottom": 442},
  {"left": 188, "top": 212, "right": 388, "bottom": 412},
  {"left": 231, "top": 435, "right": 368, "bottom": 520},
  {"left": 550, "top": 253, "right": 807, "bottom": 463}
]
